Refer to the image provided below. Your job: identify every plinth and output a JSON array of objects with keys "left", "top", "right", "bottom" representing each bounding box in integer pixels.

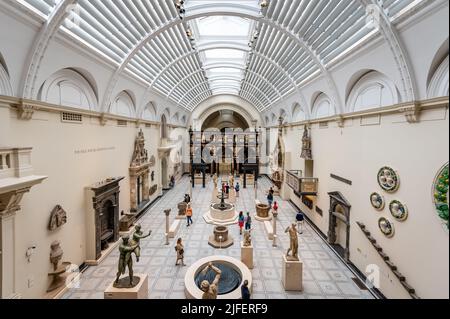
[
  {"left": 241, "top": 243, "right": 254, "bottom": 269},
  {"left": 281, "top": 256, "right": 303, "bottom": 291},
  {"left": 104, "top": 274, "right": 149, "bottom": 299}
]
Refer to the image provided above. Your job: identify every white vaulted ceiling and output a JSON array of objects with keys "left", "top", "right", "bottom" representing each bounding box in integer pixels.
[{"left": 17, "top": 0, "right": 424, "bottom": 112}]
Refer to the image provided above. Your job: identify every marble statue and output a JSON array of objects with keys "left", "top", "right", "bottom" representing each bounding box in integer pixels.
[
  {"left": 200, "top": 262, "right": 222, "bottom": 299},
  {"left": 243, "top": 231, "right": 252, "bottom": 247},
  {"left": 114, "top": 235, "right": 139, "bottom": 288},
  {"left": 285, "top": 223, "right": 299, "bottom": 261},
  {"left": 49, "top": 240, "right": 63, "bottom": 271},
  {"left": 130, "top": 224, "right": 151, "bottom": 262}
]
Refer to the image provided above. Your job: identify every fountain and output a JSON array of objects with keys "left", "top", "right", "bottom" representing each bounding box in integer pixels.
[
  {"left": 185, "top": 256, "right": 252, "bottom": 299},
  {"left": 203, "top": 191, "right": 238, "bottom": 248}
]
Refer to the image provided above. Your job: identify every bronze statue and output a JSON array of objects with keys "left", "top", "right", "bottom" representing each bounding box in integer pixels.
[
  {"left": 114, "top": 235, "right": 139, "bottom": 288},
  {"left": 200, "top": 262, "right": 222, "bottom": 299},
  {"left": 243, "top": 231, "right": 252, "bottom": 247},
  {"left": 130, "top": 224, "right": 151, "bottom": 262},
  {"left": 285, "top": 223, "right": 299, "bottom": 261}
]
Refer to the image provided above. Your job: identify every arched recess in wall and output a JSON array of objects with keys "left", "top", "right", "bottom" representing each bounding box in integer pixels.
[
  {"left": 270, "top": 113, "right": 277, "bottom": 126},
  {"left": 181, "top": 115, "right": 187, "bottom": 126},
  {"left": 311, "top": 92, "right": 336, "bottom": 119},
  {"left": 161, "top": 113, "right": 168, "bottom": 139},
  {"left": 38, "top": 68, "right": 98, "bottom": 111},
  {"left": 172, "top": 112, "right": 180, "bottom": 125},
  {"left": 346, "top": 70, "right": 400, "bottom": 113},
  {"left": 428, "top": 39, "right": 449, "bottom": 98},
  {"left": 142, "top": 102, "right": 157, "bottom": 121},
  {"left": 292, "top": 103, "right": 306, "bottom": 122},
  {"left": 110, "top": 90, "right": 136, "bottom": 118},
  {"left": 279, "top": 108, "right": 288, "bottom": 123},
  {"left": 0, "top": 51, "right": 13, "bottom": 96}
]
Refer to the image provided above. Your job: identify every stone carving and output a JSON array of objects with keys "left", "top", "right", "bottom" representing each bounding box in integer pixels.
[
  {"left": 48, "top": 205, "right": 67, "bottom": 231},
  {"left": 151, "top": 171, "right": 155, "bottom": 182},
  {"left": 285, "top": 223, "right": 299, "bottom": 261},
  {"left": 300, "top": 125, "right": 312, "bottom": 160},
  {"left": 379, "top": 217, "right": 395, "bottom": 238},
  {"left": 47, "top": 241, "right": 71, "bottom": 293},
  {"left": 377, "top": 167, "right": 400, "bottom": 193},
  {"left": 433, "top": 163, "right": 449, "bottom": 231},
  {"left": 370, "top": 193, "right": 385, "bottom": 211},
  {"left": 131, "top": 129, "right": 149, "bottom": 167},
  {"left": 389, "top": 200, "right": 408, "bottom": 221},
  {"left": 200, "top": 262, "right": 222, "bottom": 300},
  {"left": 130, "top": 224, "right": 151, "bottom": 262},
  {"left": 149, "top": 185, "right": 158, "bottom": 196},
  {"left": 178, "top": 201, "right": 188, "bottom": 217},
  {"left": 243, "top": 231, "right": 252, "bottom": 247},
  {"left": 114, "top": 235, "right": 140, "bottom": 288}
]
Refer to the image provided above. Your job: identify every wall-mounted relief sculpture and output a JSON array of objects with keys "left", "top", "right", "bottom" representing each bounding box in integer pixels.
[
  {"left": 370, "top": 192, "right": 385, "bottom": 211},
  {"left": 378, "top": 217, "right": 395, "bottom": 238},
  {"left": 389, "top": 200, "right": 408, "bottom": 221},
  {"left": 377, "top": 167, "right": 400, "bottom": 193},
  {"left": 433, "top": 163, "right": 449, "bottom": 231},
  {"left": 149, "top": 185, "right": 158, "bottom": 196},
  {"left": 130, "top": 129, "right": 151, "bottom": 213},
  {"left": 48, "top": 205, "right": 67, "bottom": 231}
]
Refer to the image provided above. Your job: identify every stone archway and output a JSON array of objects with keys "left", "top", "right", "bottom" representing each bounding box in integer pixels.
[{"left": 327, "top": 192, "right": 352, "bottom": 262}]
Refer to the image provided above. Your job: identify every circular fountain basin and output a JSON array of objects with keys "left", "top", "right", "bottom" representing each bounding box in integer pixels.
[{"left": 185, "top": 256, "right": 252, "bottom": 300}]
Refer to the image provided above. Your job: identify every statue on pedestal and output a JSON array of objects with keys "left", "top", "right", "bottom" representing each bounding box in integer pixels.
[
  {"left": 200, "top": 262, "right": 222, "bottom": 299},
  {"left": 130, "top": 224, "right": 151, "bottom": 262},
  {"left": 243, "top": 231, "right": 252, "bottom": 247},
  {"left": 114, "top": 235, "right": 139, "bottom": 288},
  {"left": 285, "top": 223, "right": 299, "bottom": 261}
]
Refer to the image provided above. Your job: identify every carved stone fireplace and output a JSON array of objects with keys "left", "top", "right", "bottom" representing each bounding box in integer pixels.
[{"left": 85, "top": 177, "right": 124, "bottom": 262}]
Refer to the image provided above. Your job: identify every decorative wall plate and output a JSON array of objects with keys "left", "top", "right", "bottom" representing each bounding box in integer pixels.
[
  {"left": 370, "top": 192, "right": 385, "bottom": 211},
  {"left": 433, "top": 163, "right": 449, "bottom": 231},
  {"left": 389, "top": 200, "right": 408, "bottom": 221},
  {"left": 377, "top": 167, "right": 400, "bottom": 193},
  {"left": 378, "top": 217, "right": 395, "bottom": 238}
]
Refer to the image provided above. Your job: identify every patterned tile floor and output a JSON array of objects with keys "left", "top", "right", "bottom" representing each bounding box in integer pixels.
[{"left": 64, "top": 176, "right": 374, "bottom": 299}]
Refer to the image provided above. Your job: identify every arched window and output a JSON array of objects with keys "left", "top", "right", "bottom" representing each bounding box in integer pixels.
[
  {"left": 428, "top": 56, "right": 449, "bottom": 98},
  {"left": 142, "top": 102, "right": 157, "bottom": 121},
  {"left": 161, "top": 114, "right": 168, "bottom": 139},
  {"left": 0, "top": 52, "right": 13, "bottom": 96},
  {"left": 38, "top": 68, "right": 98, "bottom": 110},
  {"left": 347, "top": 71, "right": 399, "bottom": 112},
  {"left": 292, "top": 103, "right": 306, "bottom": 122},
  {"left": 312, "top": 93, "right": 335, "bottom": 119},
  {"left": 110, "top": 91, "right": 136, "bottom": 117}
]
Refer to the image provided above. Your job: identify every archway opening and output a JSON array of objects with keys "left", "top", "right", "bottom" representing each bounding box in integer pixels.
[{"left": 201, "top": 110, "right": 249, "bottom": 131}]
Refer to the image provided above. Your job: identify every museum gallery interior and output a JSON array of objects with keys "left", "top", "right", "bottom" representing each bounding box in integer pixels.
[{"left": 0, "top": 0, "right": 448, "bottom": 300}]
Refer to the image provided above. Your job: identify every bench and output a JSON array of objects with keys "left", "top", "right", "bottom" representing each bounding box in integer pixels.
[
  {"left": 168, "top": 219, "right": 181, "bottom": 238},
  {"left": 264, "top": 221, "right": 274, "bottom": 240}
]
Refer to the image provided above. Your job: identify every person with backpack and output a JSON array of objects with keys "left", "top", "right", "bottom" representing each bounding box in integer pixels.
[
  {"left": 235, "top": 182, "right": 240, "bottom": 198},
  {"left": 267, "top": 191, "right": 274, "bottom": 208},
  {"left": 296, "top": 211, "right": 305, "bottom": 234}
]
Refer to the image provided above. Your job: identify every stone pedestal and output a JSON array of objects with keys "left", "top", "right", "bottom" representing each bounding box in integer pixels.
[
  {"left": 104, "top": 274, "right": 149, "bottom": 299},
  {"left": 241, "top": 243, "right": 254, "bottom": 269},
  {"left": 281, "top": 256, "right": 303, "bottom": 291}
]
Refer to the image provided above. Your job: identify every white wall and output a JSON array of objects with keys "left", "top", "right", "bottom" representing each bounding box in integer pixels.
[{"left": 278, "top": 107, "right": 449, "bottom": 299}]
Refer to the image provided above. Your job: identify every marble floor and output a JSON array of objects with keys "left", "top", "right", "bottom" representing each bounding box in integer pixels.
[{"left": 63, "top": 176, "right": 374, "bottom": 299}]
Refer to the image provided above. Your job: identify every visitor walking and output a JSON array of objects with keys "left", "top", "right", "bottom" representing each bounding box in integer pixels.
[
  {"left": 296, "top": 211, "right": 305, "bottom": 234},
  {"left": 175, "top": 238, "right": 186, "bottom": 266},
  {"left": 235, "top": 182, "right": 240, "bottom": 198},
  {"left": 238, "top": 211, "right": 245, "bottom": 235},
  {"left": 225, "top": 182, "right": 230, "bottom": 194},
  {"left": 241, "top": 280, "right": 251, "bottom": 300},
  {"left": 184, "top": 194, "right": 191, "bottom": 204},
  {"left": 245, "top": 212, "right": 252, "bottom": 232},
  {"left": 267, "top": 191, "right": 274, "bottom": 208},
  {"left": 273, "top": 201, "right": 279, "bottom": 214},
  {"left": 186, "top": 204, "right": 193, "bottom": 227}
]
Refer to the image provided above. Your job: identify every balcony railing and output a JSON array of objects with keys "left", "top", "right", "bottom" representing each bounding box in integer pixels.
[{"left": 286, "top": 170, "right": 319, "bottom": 196}]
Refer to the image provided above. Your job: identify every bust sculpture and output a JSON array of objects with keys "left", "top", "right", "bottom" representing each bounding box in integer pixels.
[
  {"left": 200, "top": 262, "right": 222, "bottom": 299},
  {"left": 50, "top": 240, "right": 63, "bottom": 271},
  {"left": 285, "top": 223, "right": 299, "bottom": 261},
  {"left": 114, "top": 235, "right": 139, "bottom": 288}
]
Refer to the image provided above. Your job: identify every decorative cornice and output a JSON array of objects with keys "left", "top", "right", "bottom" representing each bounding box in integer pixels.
[
  {"left": 399, "top": 102, "right": 422, "bottom": 124},
  {"left": 17, "top": 101, "right": 36, "bottom": 120}
]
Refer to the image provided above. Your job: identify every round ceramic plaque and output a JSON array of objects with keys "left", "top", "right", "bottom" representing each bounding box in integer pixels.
[
  {"left": 370, "top": 192, "right": 385, "bottom": 211},
  {"left": 378, "top": 217, "right": 395, "bottom": 238},
  {"left": 377, "top": 167, "right": 400, "bottom": 193},
  {"left": 389, "top": 200, "right": 408, "bottom": 221}
]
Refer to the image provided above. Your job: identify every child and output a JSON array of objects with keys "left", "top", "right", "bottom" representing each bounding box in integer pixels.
[
  {"left": 273, "top": 201, "right": 279, "bottom": 214},
  {"left": 238, "top": 211, "right": 245, "bottom": 235}
]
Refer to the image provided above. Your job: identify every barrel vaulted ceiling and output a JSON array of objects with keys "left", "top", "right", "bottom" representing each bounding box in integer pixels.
[{"left": 17, "top": 0, "right": 424, "bottom": 112}]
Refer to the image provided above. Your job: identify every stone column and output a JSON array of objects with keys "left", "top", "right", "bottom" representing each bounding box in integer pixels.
[
  {"left": 164, "top": 209, "right": 171, "bottom": 245},
  {"left": 142, "top": 171, "right": 150, "bottom": 202},
  {"left": 272, "top": 211, "right": 278, "bottom": 247}
]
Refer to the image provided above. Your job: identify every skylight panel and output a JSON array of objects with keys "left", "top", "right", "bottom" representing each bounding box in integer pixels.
[{"left": 204, "top": 49, "right": 246, "bottom": 60}]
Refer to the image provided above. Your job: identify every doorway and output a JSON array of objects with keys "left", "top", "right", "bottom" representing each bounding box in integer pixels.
[{"left": 327, "top": 192, "right": 351, "bottom": 262}]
